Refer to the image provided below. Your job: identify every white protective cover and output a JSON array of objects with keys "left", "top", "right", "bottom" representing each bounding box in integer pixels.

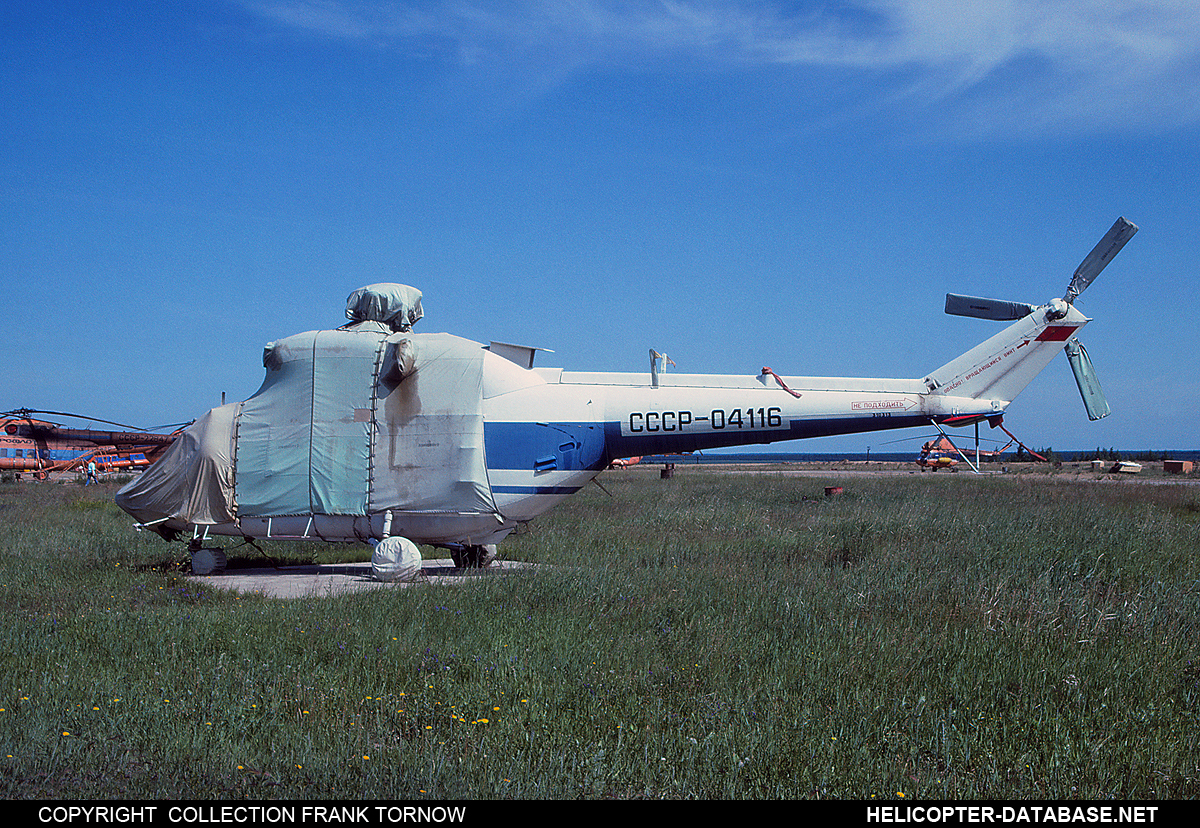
[
  {"left": 371, "top": 536, "right": 423, "bottom": 581},
  {"left": 345, "top": 283, "right": 424, "bottom": 331}
]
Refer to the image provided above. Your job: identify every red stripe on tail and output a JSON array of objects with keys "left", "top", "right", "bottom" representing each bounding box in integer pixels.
[{"left": 1036, "top": 325, "right": 1078, "bottom": 342}]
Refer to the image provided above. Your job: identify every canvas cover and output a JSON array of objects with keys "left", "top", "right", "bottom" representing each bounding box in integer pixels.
[
  {"left": 117, "top": 323, "right": 497, "bottom": 528},
  {"left": 370, "top": 332, "right": 494, "bottom": 514},
  {"left": 345, "top": 283, "right": 424, "bottom": 331},
  {"left": 114, "top": 403, "right": 238, "bottom": 526}
]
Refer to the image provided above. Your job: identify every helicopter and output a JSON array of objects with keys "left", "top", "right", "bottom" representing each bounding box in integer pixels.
[
  {"left": 1, "top": 410, "right": 178, "bottom": 480},
  {"left": 916, "top": 437, "right": 962, "bottom": 470},
  {"left": 116, "top": 218, "right": 1137, "bottom": 575}
]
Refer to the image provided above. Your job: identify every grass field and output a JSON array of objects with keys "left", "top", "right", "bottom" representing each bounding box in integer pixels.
[{"left": 1, "top": 468, "right": 1197, "bottom": 799}]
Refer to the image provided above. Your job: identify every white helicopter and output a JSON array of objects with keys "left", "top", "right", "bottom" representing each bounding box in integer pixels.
[{"left": 116, "top": 218, "right": 1137, "bottom": 575}]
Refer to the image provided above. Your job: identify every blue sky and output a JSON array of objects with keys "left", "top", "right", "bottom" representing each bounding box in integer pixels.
[{"left": 4, "top": 1, "right": 1198, "bottom": 453}]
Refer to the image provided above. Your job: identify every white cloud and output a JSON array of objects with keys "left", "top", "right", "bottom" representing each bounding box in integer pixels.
[
  {"left": 231, "top": 1, "right": 1200, "bottom": 137},
  {"left": 853, "top": 1, "right": 1200, "bottom": 134}
]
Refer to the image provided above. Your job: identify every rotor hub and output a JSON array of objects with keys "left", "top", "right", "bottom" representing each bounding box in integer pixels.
[{"left": 1046, "top": 298, "right": 1070, "bottom": 320}]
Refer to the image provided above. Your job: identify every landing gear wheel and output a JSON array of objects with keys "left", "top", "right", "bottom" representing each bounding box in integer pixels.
[
  {"left": 190, "top": 548, "right": 227, "bottom": 576},
  {"left": 451, "top": 544, "right": 497, "bottom": 569}
]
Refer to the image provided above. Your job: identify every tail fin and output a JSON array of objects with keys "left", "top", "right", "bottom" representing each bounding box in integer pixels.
[{"left": 923, "top": 302, "right": 1089, "bottom": 405}]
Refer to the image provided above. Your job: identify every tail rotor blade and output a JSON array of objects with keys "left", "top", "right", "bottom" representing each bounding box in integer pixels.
[
  {"left": 1064, "top": 217, "right": 1138, "bottom": 304},
  {"left": 1064, "top": 337, "right": 1110, "bottom": 420},
  {"left": 945, "top": 293, "right": 1035, "bottom": 321}
]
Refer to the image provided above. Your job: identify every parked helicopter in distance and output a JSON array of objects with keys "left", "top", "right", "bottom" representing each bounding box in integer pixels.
[
  {"left": 916, "top": 437, "right": 961, "bottom": 470},
  {"left": 116, "top": 218, "right": 1137, "bottom": 575},
  {"left": 1, "top": 410, "right": 178, "bottom": 480}
]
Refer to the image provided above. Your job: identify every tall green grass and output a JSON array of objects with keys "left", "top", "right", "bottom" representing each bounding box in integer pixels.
[{"left": 1, "top": 472, "right": 1197, "bottom": 799}]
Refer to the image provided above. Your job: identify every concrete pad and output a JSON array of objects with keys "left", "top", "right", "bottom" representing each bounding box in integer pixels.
[{"left": 189, "top": 559, "right": 538, "bottom": 599}]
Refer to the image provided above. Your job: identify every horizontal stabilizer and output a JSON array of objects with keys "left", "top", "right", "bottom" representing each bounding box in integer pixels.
[
  {"left": 944, "top": 294, "right": 1035, "bottom": 321},
  {"left": 1065, "top": 337, "right": 1110, "bottom": 420}
]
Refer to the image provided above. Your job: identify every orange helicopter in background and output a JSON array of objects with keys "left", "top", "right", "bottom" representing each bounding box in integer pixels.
[
  {"left": 915, "top": 432, "right": 1045, "bottom": 470},
  {"left": 916, "top": 436, "right": 964, "bottom": 470},
  {"left": 1, "top": 409, "right": 180, "bottom": 480}
]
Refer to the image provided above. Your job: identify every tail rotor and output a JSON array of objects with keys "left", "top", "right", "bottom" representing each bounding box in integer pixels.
[
  {"left": 1064, "top": 337, "right": 1110, "bottom": 421},
  {"left": 1064, "top": 217, "right": 1139, "bottom": 305},
  {"left": 943, "top": 217, "right": 1137, "bottom": 420}
]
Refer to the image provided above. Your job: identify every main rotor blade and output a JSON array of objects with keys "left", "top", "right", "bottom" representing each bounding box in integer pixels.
[
  {"left": 1, "top": 408, "right": 159, "bottom": 431},
  {"left": 1064, "top": 217, "right": 1138, "bottom": 304},
  {"left": 1064, "top": 337, "right": 1110, "bottom": 420},
  {"left": 945, "top": 293, "right": 1035, "bottom": 321}
]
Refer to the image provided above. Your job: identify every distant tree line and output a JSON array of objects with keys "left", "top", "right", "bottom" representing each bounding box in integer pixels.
[
  {"left": 1088, "top": 448, "right": 1179, "bottom": 462},
  {"left": 1015, "top": 446, "right": 1182, "bottom": 463}
]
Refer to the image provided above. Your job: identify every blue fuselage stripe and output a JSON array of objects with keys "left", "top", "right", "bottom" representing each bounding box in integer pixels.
[
  {"left": 482, "top": 413, "right": 935, "bottom": 476},
  {"left": 491, "top": 485, "right": 585, "bottom": 495}
]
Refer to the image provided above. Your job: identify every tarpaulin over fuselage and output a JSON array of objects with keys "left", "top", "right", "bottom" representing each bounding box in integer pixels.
[{"left": 115, "top": 323, "right": 498, "bottom": 526}]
